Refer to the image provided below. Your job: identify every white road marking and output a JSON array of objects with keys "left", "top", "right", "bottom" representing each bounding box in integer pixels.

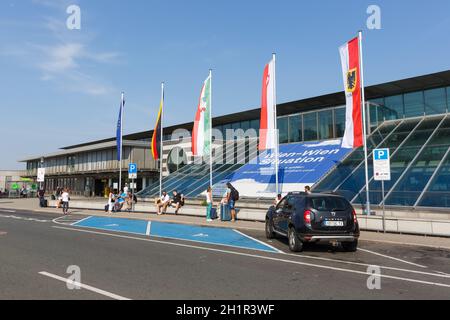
[
  {"left": 284, "top": 252, "right": 450, "bottom": 279},
  {"left": 360, "top": 238, "right": 450, "bottom": 251},
  {"left": 145, "top": 221, "right": 151, "bottom": 236},
  {"left": 0, "top": 210, "right": 16, "bottom": 213},
  {"left": 0, "top": 214, "right": 48, "bottom": 223},
  {"left": 71, "top": 216, "right": 94, "bottom": 226},
  {"left": 358, "top": 248, "right": 428, "bottom": 269},
  {"left": 233, "top": 229, "right": 284, "bottom": 254},
  {"left": 38, "top": 271, "right": 131, "bottom": 300},
  {"left": 53, "top": 226, "right": 450, "bottom": 289}
]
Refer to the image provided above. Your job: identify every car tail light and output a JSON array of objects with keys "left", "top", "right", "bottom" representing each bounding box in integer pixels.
[
  {"left": 352, "top": 209, "right": 358, "bottom": 223},
  {"left": 304, "top": 210, "right": 312, "bottom": 224}
]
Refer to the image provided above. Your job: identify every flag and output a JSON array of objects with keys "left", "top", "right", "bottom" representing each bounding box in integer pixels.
[
  {"left": 192, "top": 73, "right": 212, "bottom": 157},
  {"left": 151, "top": 91, "right": 164, "bottom": 160},
  {"left": 116, "top": 94, "right": 125, "bottom": 161},
  {"left": 339, "top": 37, "right": 363, "bottom": 149},
  {"left": 258, "top": 58, "right": 276, "bottom": 151}
]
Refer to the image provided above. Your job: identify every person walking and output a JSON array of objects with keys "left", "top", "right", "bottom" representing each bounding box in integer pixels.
[
  {"left": 206, "top": 186, "right": 213, "bottom": 222},
  {"left": 61, "top": 188, "right": 70, "bottom": 215}
]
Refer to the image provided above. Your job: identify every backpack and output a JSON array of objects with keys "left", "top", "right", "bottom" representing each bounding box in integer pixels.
[{"left": 230, "top": 187, "right": 239, "bottom": 201}]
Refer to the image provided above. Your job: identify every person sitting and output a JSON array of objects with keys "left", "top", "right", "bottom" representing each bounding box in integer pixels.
[
  {"left": 125, "top": 192, "right": 133, "bottom": 212},
  {"left": 155, "top": 191, "right": 170, "bottom": 215},
  {"left": 170, "top": 190, "right": 184, "bottom": 214}
]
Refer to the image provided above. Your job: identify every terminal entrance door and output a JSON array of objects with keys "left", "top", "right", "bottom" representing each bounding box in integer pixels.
[{"left": 94, "top": 179, "right": 108, "bottom": 197}]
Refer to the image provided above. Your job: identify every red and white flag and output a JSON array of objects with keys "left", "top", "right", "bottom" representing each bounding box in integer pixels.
[
  {"left": 339, "top": 37, "right": 363, "bottom": 149},
  {"left": 259, "top": 58, "right": 276, "bottom": 151}
]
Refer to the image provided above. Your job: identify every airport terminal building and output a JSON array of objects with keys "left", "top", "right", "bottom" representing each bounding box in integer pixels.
[{"left": 21, "top": 70, "right": 450, "bottom": 209}]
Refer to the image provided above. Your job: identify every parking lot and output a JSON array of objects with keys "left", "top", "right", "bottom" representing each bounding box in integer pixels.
[{"left": 1, "top": 208, "right": 450, "bottom": 300}]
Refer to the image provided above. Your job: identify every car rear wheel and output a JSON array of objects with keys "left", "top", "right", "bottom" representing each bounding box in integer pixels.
[
  {"left": 342, "top": 240, "right": 358, "bottom": 252},
  {"left": 288, "top": 227, "right": 303, "bottom": 252},
  {"left": 265, "top": 218, "right": 276, "bottom": 239}
]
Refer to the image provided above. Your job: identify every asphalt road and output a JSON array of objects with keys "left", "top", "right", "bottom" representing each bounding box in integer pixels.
[{"left": 1, "top": 208, "right": 450, "bottom": 300}]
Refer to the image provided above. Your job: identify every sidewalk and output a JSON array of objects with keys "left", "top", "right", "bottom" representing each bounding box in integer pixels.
[{"left": 1, "top": 198, "right": 450, "bottom": 250}]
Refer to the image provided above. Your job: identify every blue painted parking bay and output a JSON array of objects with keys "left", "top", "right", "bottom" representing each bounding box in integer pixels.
[{"left": 73, "top": 216, "right": 280, "bottom": 253}]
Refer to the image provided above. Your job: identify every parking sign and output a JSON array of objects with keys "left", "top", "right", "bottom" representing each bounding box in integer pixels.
[
  {"left": 128, "top": 163, "right": 137, "bottom": 179},
  {"left": 373, "top": 149, "right": 391, "bottom": 181}
]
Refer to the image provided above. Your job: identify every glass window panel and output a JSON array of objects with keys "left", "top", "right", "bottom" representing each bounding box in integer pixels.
[
  {"left": 369, "top": 98, "right": 384, "bottom": 127},
  {"left": 318, "top": 110, "right": 333, "bottom": 140},
  {"left": 404, "top": 91, "right": 424, "bottom": 118},
  {"left": 447, "top": 87, "right": 450, "bottom": 112},
  {"left": 303, "top": 112, "right": 318, "bottom": 141},
  {"left": 384, "top": 95, "right": 404, "bottom": 120},
  {"left": 240, "top": 120, "right": 250, "bottom": 131},
  {"left": 419, "top": 149, "right": 450, "bottom": 208},
  {"left": 334, "top": 107, "right": 346, "bottom": 138},
  {"left": 277, "top": 117, "right": 289, "bottom": 144},
  {"left": 424, "top": 88, "right": 446, "bottom": 115},
  {"left": 250, "top": 119, "right": 260, "bottom": 132},
  {"left": 288, "top": 115, "right": 302, "bottom": 143}
]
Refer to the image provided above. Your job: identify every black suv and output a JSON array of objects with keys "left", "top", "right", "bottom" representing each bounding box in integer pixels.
[{"left": 265, "top": 192, "right": 360, "bottom": 252}]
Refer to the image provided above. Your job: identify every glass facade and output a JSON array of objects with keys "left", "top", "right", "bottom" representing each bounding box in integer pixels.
[{"left": 315, "top": 114, "right": 450, "bottom": 209}]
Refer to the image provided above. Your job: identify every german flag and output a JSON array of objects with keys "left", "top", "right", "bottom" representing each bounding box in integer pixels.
[{"left": 151, "top": 90, "right": 164, "bottom": 160}]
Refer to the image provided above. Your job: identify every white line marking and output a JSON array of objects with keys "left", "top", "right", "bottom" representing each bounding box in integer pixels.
[
  {"left": 71, "top": 216, "right": 94, "bottom": 226},
  {"left": 38, "top": 271, "right": 131, "bottom": 300},
  {"left": 360, "top": 238, "right": 450, "bottom": 251},
  {"left": 284, "top": 252, "right": 450, "bottom": 279},
  {"left": 0, "top": 214, "right": 48, "bottom": 223},
  {"left": 233, "top": 229, "right": 284, "bottom": 253},
  {"left": 0, "top": 209, "right": 15, "bottom": 213},
  {"left": 53, "top": 226, "right": 450, "bottom": 289},
  {"left": 146, "top": 221, "right": 151, "bottom": 236},
  {"left": 358, "top": 248, "right": 428, "bottom": 269}
]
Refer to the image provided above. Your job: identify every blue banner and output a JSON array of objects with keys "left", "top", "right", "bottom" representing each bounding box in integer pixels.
[
  {"left": 116, "top": 102, "right": 123, "bottom": 161},
  {"left": 223, "top": 140, "right": 352, "bottom": 198}
]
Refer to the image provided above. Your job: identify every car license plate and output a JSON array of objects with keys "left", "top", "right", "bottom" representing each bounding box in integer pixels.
[{"left": 324, "top": 220, "right": 344, "bottom": 227}]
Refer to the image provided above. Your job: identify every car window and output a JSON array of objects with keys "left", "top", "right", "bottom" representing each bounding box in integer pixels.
[
  {"left": 286, "top": 196, "right": 297, "bottom": 211},
  {"left": 309, "top": 197, "right": 350, "bottom": 211},
  {"left": 276, "top": 198, "right": 287, "bottom": 210}
]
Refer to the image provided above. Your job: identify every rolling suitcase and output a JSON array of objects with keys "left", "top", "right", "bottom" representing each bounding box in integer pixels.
[
  {"left": 220, "top": 203, "right": 231, "bottom": 221},
  {"left": 210, "top": 207, "right": 218, "bottom": 220}
]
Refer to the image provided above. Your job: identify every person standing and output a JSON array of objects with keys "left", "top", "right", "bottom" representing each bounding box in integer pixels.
[
  {"left": 108, "top": 189, "right": 116, "bottom": 214},
  {"left": 206, "top": 186, "right": 213, "bottom": 222},
  {"left": 123, "top": 183, "right": 129, "bottom": 194},
  {"left": 226, "top": 183, "right": 239, "bottom": 222},
  {"left": 61, "top": 188, "right": 70, "bottom": 215},
  {"left": 38, "top": 187, "right": 46, "bottom": 207}
]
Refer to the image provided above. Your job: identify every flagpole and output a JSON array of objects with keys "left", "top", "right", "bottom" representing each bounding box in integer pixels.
[
  {"left": 119, "top": 92, "right": 124, "bottom": 193},
  {"left": 273, "top": 53, "right": 279, "bottom": 195},
  {"left": 159, "top": 82, "right": 164, "bottom": 198},
  {"left": 358, "top": 30, "right": 371, "bottom": 215},
  {"left": 209, "top": 69, "right": 213, "bottom": 191}
]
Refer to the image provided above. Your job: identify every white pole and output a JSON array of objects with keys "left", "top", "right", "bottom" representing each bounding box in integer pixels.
[
  {"left": 209, "top": 69, "right": 213, "bottom": 191},
  {"left": 159, "top": 82, "right": 164, "bottom": 198},
  {"left": 358, "top": 31, "right": 371, "bottom": 216},
  {"left": 119, "top": 92, "right": 124, "bottom": 193},
  {"left": 273, "top": 53, "right": 279, "bottom": 195}
]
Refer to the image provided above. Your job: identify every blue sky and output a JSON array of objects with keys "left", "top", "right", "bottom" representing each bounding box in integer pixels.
[{"left": 1, "top": 0, "right": 450, "bottom": 169}]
